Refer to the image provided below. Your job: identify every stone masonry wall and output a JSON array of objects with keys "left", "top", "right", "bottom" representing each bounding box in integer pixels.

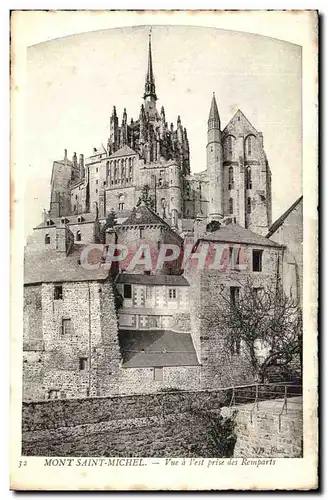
[
  {"left": 22, "top": 389, "right": 230, "bottom": 456},
  {"left": 221, "top": 398, "right": 303, "bottom": 458},
  {"left": 23, "top": 279, "right": 121, "bottom": 401},
  {"left": 118, "top": 366, "right": 201, "bottom": 395},
  {"left": 186, "top": 244, "right": 283, "bottom": 390},
  {"left": 22, "top": 390, "right": 302, "bottom": 458}
]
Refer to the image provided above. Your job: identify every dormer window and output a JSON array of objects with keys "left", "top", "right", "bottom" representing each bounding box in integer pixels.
[
  {"left": 46, "top": 219, "right": 53, "bottom": 227},
  {"left": 77, "top": 215, "right": 84, "bottom": 223},
  {"left": 61, "top": 217, "right": 66, "bottom": 224}
]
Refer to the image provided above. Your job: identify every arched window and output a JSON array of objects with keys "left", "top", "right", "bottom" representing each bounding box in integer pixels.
[
  {"left": 247, "top": 197, "right": 252, "bottom": 214},
  {"left": 76, "top": 231, "right": 81, "bottom": 242},
  {"left": 45, "top": 234, "right": 50, "bottom": 245},
  {"left": 247, "top": 136, "right": 252, "bottom": 156},
  {"left": 229, "top": 198, "right": 234, "bottom": 214},
  {"left": 228, "top": 166, "right": 234, "bottom": 190},
  {"left": 246, "top": 167, "right": 252, "bottom": 190}
]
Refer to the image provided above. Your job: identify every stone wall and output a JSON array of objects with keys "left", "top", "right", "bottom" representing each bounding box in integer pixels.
[
  {"left": 22, "top": 389, "right": 231, "bottom": 457},
  {"left": 221, "top": 398, "right": 303, "bottom": 458},
  {"left": 22, "top": 390, "right": 302, "bottom": 458},
  {"left": 118, "top": 366, "right": 201, "bottom": 395}
]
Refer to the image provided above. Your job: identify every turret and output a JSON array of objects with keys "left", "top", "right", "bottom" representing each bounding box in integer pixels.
[
  {"left": 120, "top": 108, "right": 128, "bottom": 147},
  {"left": 207, "top": 93, "right": 223, "bottom": 220},
  {"left": 110, "top": 106, "right": 119, "bottom": 152}
]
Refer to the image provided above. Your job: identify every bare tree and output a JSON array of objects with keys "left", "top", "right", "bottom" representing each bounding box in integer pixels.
[{"left": 201, "top": 278, "right": 302, "bottom": 383}]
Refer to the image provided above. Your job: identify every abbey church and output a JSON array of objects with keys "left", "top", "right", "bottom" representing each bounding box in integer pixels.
[
  {"left": 23, "top": 33, "right": 302, "bottom": 401},
  {"left": 48, "top": 34, "right": 272, "bottom": 237}
]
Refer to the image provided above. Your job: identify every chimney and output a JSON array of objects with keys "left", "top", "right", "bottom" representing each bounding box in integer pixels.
[
  {"left": 79, "top": 154, "right": 85, "bottom": 179},
  {"left": 64, "top": 149, "right": 67, "bottom": 160},
  {"left": 72, "top": 152, "right": 77, "bottom": 167}
]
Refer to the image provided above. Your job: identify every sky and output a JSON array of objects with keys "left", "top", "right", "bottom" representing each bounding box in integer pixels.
[{"left": 26, "top": 25, "right": 302, "bottom": 237}]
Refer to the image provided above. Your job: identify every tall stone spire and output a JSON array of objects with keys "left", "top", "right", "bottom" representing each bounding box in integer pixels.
[
  {"left": 208, "top": 92, "right": 220, "bottom": 130},
  {"left": 144, "top": 30, "right": 157, "bottom": 101}
]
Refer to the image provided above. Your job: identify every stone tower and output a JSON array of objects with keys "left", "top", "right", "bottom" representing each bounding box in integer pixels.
[{"left": 207, "top": 93, "right": 223, "bottom": 220}]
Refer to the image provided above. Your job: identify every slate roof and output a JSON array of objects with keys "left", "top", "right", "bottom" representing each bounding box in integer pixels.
[
  {"left": 34, "top": 213, "right": 96, "bottom": 229},
  {"left": 121, "top": 205, "right": 172, "bottom": 230},
  {"left": 266, "top": 196, "right": 303, "bottom": 238},
  {"left": 108, "top": 145, "right": 137, "bottom": 159},
  {"left": 116, "top": 273, "right": 189, "bottom": 286},
  {"left": 201, "top": 223, "right": 280, "bottom": 247},
  {"left": 119, "top": 329, "right": 199, "bottom": 368},
  {"left": 24, "top": 245, "right": 109, "bottom": 285}
]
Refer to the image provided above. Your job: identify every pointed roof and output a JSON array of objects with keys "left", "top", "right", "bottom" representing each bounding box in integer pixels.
[
  {"left": 108, "top": 145, "right": 137, "bottom": 159},
  {"left": 120, "top": 204, "right": 170, "bottom": 228},
  {"left": 208, "top": 93, "right": 220, "bottom": 125},
  {"left": 144, "top": 32, "right": 157, "bottom": 100},
  {"left": 266, "top": 196, "right": 303, "bottom": 238},
  {"left": 201, "top": 223, "right": 280, "bottom": 248},
  {"left": 223, "top": 109, "right": 259, "bottom": 136}
]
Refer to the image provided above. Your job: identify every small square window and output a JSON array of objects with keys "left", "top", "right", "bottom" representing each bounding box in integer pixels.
[
  {"left": 123, "top": 284, "right": 132, "bottom": 299},
  {"left": 154, "top": 367, "right": 163, "bottom": 381},
  {"left": 252, "top": 250, "right": 263, "bottom": 272},
  {"left": 54, "top": 285, "right": 63, "bottom": 300},
  {"left": 79, "top": 357, "right": 88, "bottom": 370},
  {"left": 169, "top": 289, "right": 176, "bottom": 299}
]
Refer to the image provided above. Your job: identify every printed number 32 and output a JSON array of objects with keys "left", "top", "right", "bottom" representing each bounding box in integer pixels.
[{"left": 18, "top": 461, "right": 27, "bottom": 468}]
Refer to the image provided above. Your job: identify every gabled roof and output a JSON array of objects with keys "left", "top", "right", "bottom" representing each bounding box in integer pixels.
[
  {"left": 120, "top": 204, "right": 169, "bottom": 228},
  {"left": 119, "top": 329, "right": 199, "bottom": 368},
  {"left": 108, "top": 145, "right": 137, "bottom": 159},
  {"left": 24, "top": 245, "right": 109, "bottom": 285},
  {"left": 201, "top": 223, "right": 280, "bottom": 248},
  {"left": 266, "top": 196, "right": 303, "bottom": 238},
  {"left": 116, "top": 273, "right": 189, "bottom": 286}
]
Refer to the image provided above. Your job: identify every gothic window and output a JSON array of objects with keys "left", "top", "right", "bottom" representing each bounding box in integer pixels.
[
  {"left": 106, "top": 161, "right": 109, "bottom": 178},
  {"left": 247, "top": 136, "right": 252, "bottom": 156},
  {"left": 228, "top": 166, "right": 234, "bottom": 190},
  {"left": 76, "top": 230, "right": 81, "bottom": 242},
  {"left": 247, "top": 197, "right": 252, "bottom": 214},
  {"left": 158, "top": 178, "right": 163, "bottom": 187},
  {"left": 45, "top": 234, "right": 50, "bottom": 245},
  {"left": 246, "top": 167, "right": 252, "bottom": 190},
  {"left": 229, "top": 198, "right": 234, "bottom": 214}
]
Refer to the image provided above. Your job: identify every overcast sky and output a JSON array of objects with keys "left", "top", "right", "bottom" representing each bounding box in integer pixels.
[{"left": 26, "top": 25, "right": 302, "bottom": 236}]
